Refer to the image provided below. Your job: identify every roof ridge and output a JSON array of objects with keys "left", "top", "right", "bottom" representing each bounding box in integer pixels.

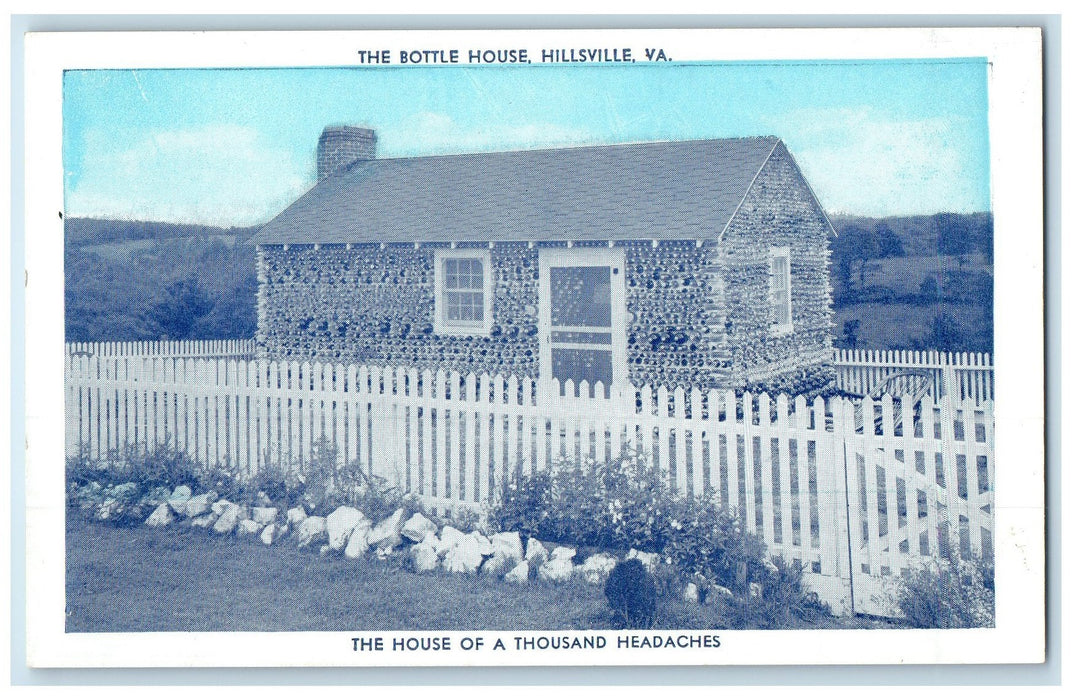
[{"left": 354, "top": 135, "right": 781, "bottom": 165}]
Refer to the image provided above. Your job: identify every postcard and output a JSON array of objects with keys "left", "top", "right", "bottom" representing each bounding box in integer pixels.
[{"left": 23, "top": 26, "right": 1045, "bottom": 668}]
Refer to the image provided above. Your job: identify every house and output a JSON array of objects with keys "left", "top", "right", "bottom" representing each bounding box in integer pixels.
[{"left": 252, "top": 126, "right": 835, "bottom": 398}]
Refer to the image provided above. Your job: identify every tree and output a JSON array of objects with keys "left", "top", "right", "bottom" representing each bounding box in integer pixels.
[
  {"left": 147, "top": 279, "right": 215, "bottom": 340},
  {"left": 935, "top": 213, "right": 974, "bottom": 256},
  {"left": 874, "top": 222, "right": 905, "bottom": 258}
]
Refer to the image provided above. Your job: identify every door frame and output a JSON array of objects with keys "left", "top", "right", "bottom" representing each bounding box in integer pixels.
[{"left": 537, "top": 246, "right": 628, "bottom": 399}]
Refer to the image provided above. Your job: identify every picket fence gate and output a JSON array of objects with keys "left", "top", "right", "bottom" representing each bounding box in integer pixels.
[
  {"left": 832, "top": 348, "right": 993, "bottom": 404},
  {"left": 64, "top": 351, "right": 994, "bottom": 617}
]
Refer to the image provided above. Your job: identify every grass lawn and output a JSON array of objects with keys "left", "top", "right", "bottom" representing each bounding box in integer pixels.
[{"left": 65, "top": 511, "right": 878, "bottom": 632}]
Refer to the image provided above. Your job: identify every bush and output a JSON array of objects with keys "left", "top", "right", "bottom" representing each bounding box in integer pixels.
[
  {"left": 492, "top": 451, "right": 682, "bottom": 552},
  {"left": 895, "top": 552, "right": 995, "bottom": 628},
  {"left": 491, "top": 468, "right": 553, "bottom": 541},
  {"left": 719, "top": 557, "right": 831, "bottom": 629},
  {"left": 66, "top": 444, "right": 108, "bottom": 490},
  {"left": 604, "top": 558, "right": 659, "bottom": 628},
  {"left": 490, "top": 449, "right": 789, "bottom": 600},
  {"left": 661, "top": 498, "right": 769, "bottom": 597},
  {"left": 67, "top": 439, "right": 202, "bottom": 493}
]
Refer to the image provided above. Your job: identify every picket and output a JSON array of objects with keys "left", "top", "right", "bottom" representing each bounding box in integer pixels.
[{"left": 65, "top": 348, "right": 995, "bottom": 615}]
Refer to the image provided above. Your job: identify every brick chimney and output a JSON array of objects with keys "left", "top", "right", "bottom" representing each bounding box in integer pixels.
[{"left": 316, "top": 126, "right": 377, "bottom": 181}]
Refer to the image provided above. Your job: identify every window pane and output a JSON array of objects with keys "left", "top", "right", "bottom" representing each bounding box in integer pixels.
[
  {"left": 442, "top": 257, "right": 483, "bottom": 291},
  {"left": 445, "top": 290, "right": 484, "bottom": 324},
  {"left": 550, "top": 266, "right": 612, "bottom": 327}
]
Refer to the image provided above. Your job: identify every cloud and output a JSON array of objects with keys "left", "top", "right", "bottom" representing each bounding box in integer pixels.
[
  {"left": 767, "top": 107, "right": 989, "bottom": 215},
  {"left": 378, "top": 112, "right": 595, "bottom": 157},
  {"left": 66, "top": 125, "right": 309, "bottom": 226}
]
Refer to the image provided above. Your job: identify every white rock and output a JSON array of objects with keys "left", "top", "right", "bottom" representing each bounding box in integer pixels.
[
  {"left": 255, "top": 491, "right": 272, "bottom": 507},
  {"left": 319, "top": 544, "right": 332, "bottom": 556},
  {"left": 442, "top": 534, "right": 484, "bottom": 574},
  {"left": 472, "top": 531, "right": 494, "bottom": 557},
  {"left": 237, "top": 519, "right": 263, "bottom": 537},
  {"left": 504, "top": 560, "right": 530, "bottom": 584},
  {"left": 711, "top": 584, "right": 734, "bottom": 599},
  {"left": 627, "top": 549, "right": 659, "bottom": 572},
  {"left": 286, "top": 506, "right": 307, "bottom": 527},
  {"left": 145, "top": 503, "right": 175, "bottom": 527},
  {"left": 167, "top": 485, "right": 192, "bottom": 512},
  {"left": 189, "top": 512, "right": 218, "bottom": 528},
  {"left": 95, "top": 498, "right": 119, "bottom": 521},
  {"left": 749, "top": 582, "right": 763, "bottom": 598},
  {"left": 252, "top": 507, "right": 278, "bottom": 525},
  {"left": 480, "top": 553, "right": 515, "bottom": 577},
  {"left": 170, "top": 485, "right": 192, "bottom": 500},
  {"left": 366, "top": 508, "right": 406, "bottom": 549},
  {"left": 683, "top": 582, "right": 700, "bottom": 603},
  {"left": 296, "top": 516, "right": 328, "bottom": 549},
  {"left": 259, "top": 523, "right": 282, "bottom": 546},
  {"left": 490, "top": 532, "right": 524, "bottom": 561},
  {"left": 184, "top": 491, "right": 218, "bottom": 518},
  {"left": 550, "top": 546, "right": 576, "bottom": 561},
  {"left": 325, "top": 506, "right": 368, "bottom": 551},
  {"left": 410, "top": 541, "right": 440, "bottom": 573},
  {"left": 578, "top": 553, "right": 618, "bottom": 585},
  {"left": 344, "top": 522, "right": 371, "bottom": 560},
  {"left": 525, "top": 538, "right": 548, "bottom": 562},
  {"left": 538, "top": 557, "right": 574, "bottom": 583},
  {"left": 213, "top": 503, "right": 246, "bottom": 535},
  {"left": 401, "top": 512, "right": 438, "bottom": 542},
  {"left": 435, "top": 526, "right": 465, "bottom": 555},
  {"left": 210, "top": 498, "right": 235, "bottom": 516}
]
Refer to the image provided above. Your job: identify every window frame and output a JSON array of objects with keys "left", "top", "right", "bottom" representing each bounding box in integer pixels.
[
  {"left": 433, "top": 248, "right": 494, "bottom": 336},
  {"left": 769, "top": 246, "right": 793, "bottom": 336}
]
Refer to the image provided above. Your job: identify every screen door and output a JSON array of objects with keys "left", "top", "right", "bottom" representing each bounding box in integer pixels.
[{"left": 538, "top": 248, "right": 626, "bottom": 399}]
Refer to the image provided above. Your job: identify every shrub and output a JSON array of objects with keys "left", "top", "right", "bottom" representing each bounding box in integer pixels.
[
  {"left": 490, "top": 450, "right": 776, "bottom": 594},
  {"left": 66, "top": 444, "right": 108, "bottom": 490},
  {"left": 491, "top": 469, "right": 553, "bottom": 541},
  {"left": 491, "top": 450, "right": 680, "bottom": 552},
  {"left": 720, "top": 557, "right": 831, "bottom": 629},
  {"left": 604, "top": 558, "right": 659, "bottom": 628},
  {"left": 247, "top": 453, "right": 303, "bottom": 506},
  {"left": 661, "top": 497, "right": 769, "bottom": 597},
  {"left": 895, "top": 552, "right": 995, "bottom": 628}
]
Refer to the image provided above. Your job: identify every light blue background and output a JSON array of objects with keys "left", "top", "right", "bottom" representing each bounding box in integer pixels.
[{"left": 63, "top": 58, "right": 990, "bottom": 226}]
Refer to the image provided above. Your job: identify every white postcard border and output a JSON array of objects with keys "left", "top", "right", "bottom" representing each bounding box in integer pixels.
[{"left": 23, "top": 26, "right": 1045, "bottom": 667}]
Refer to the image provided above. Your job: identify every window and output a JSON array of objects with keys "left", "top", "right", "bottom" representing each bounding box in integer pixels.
[
  {"left": 434, "top": 249, "right": 493, "bottom": 335},
  {"left": 770, "top": 246, "right": 792, "bottom": 335}
]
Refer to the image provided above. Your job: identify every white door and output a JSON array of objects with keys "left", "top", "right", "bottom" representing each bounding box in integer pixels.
[{"left": 538, "top": 248, "right": 627, "bottom": 399}]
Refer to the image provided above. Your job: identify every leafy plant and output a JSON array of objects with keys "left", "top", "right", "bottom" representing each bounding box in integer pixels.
[
  {"left": 66, "top": 443, "right": 108, "bottom": 490},
  {"left": 894, "top": 552, "right": 995, "bottom": 628},
  {"left": 660, "top": 497, "right": 768, "bottom": 596},
  {"left": 489, "top": 449, "right": 795, "bottom": 602}
]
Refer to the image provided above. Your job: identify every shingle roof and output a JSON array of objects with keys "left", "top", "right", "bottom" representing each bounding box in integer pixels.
[{"left": 253, "top": 136, "right": 781, "bottom": 245}]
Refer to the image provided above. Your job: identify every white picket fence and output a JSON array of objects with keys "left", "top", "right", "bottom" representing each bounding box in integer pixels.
[
  {"left": 833, "top": 348, "right": 993, "bottom": 403},
  {"left": 65, "top": 339, "right": 256, "bottom": 360},
  {"left": 64, "top": 349, "right": 995, "bottom": 616}
]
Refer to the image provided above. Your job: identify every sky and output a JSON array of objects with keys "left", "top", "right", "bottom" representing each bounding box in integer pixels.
[{"left": 63, "top": 59, "right": 991, "bottom": 227}]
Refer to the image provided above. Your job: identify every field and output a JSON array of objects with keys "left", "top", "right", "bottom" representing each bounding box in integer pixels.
[
  {"left": 833, "top": 302, "right": 991, "bottom": 352},
  {"left": 64, "top": 512, "right": 884, "bottom": 632}
]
